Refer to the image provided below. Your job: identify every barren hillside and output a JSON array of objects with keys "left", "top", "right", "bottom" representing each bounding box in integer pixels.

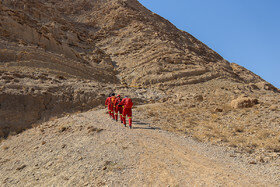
[
  {"left": 1, "top": 109, "right": 279, "bottom": 186},
  {"left": 0, "top": 0, "right": 280, "bottom": 185}
]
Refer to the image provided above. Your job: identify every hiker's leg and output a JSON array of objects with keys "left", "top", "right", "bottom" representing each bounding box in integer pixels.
[
  {"left": 119, "top": 108, "right": 123, "bottom": 123},
  {"left": 127, "top": 109, "right": 132, "bottom": 128},
  {"left": 108, "top": 105, "right": 111, "bottom": 116},
  {"left": 115, "top": 107, "right": 118, "bottom": 121},
  {"left": 110, "top": 105, "right": 114, "bottom": 119},
  {"left": 122, "top": 109, "right": 126, "bottom": 126},
  {"left": 112, "top": 107, "right": 115, "bottom": 119}
]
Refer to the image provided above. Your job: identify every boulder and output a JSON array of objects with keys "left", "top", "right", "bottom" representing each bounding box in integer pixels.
[{"left": 230, "top": 96, "right": 258, "bottom": 109}]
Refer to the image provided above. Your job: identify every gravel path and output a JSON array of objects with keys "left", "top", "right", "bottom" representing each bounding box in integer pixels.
[{"left": 0, "top": 108, "right": 279, "bottom": 186}]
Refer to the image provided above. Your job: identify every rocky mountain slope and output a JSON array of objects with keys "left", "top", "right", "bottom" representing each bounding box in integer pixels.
[{"left": 0, "top": 0, "right": 280, "bottom": 174}]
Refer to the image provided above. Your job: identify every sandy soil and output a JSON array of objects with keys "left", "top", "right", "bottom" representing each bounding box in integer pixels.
[{"left": 1, "top": 108, "right": 279, "bottom": 186}]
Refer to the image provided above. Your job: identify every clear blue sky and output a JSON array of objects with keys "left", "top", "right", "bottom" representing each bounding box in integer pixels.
[{"left": 138, "top": 0, "right": 280, "bottom": 88}]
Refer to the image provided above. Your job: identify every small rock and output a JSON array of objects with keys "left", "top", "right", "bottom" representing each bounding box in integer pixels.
[
  {"left": 230, "top": 96, "right": 258, "bottom": 109},
  {"left": 16, "top": 164, "right": 27, "bottom": 171},
  {"left": 249, "top": 161, "right": 257, "bottom": 165},
  {"left": 78, "top": 157, "right": 83, "bottom": 161},
  {"left": 34, "top": 146, "right": 39, "bottom": 149},
  {"left": 214, "top": 108, "right": 223, "bottom": 112}
]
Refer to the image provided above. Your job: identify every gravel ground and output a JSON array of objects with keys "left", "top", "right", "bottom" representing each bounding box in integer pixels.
[{"left": 0, "top": 108, "right": 279, "bottom": 186}]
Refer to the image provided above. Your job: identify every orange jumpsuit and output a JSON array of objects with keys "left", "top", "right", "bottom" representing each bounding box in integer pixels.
[
  {"left": 105, "top": 97, "right": 111, "bottom": 116},
  {"left": 109, "top": 96, "right": 116, "bottom": 119}
]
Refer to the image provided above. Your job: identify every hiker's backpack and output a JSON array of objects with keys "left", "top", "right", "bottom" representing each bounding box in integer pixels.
[
  {"left": 111, "top": 96, "right": 116, "bottom": 104},
  {"left": 125, "top": 98, "right": 133, "bottom": 108}
]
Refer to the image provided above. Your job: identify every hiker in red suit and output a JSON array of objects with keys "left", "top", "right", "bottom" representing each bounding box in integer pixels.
[
  {"left": 105, "top": 93, "right": 111, "bottom": 116},
  {"left": 119, "top": 96, "right": 133, "bottom": 128},
  {"left": 109, "top": 93, "right": 116, "bottom": 119},
  {"left": 114, "top": 95, "right": 123, "bottom": 122}
]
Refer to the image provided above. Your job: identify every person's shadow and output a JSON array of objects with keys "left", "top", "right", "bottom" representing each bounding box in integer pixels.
[{"left": 132, "top": 120, "right": 161, "bottom": 130}]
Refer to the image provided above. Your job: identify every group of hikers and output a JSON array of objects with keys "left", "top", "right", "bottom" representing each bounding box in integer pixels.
[{"left": 105, "top": 93, "right": 133, "bottom": 129}]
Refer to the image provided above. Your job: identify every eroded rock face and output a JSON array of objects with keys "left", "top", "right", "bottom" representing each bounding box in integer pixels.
[{"left": 0, "top": 74, "right": 108, "bottom": 137}]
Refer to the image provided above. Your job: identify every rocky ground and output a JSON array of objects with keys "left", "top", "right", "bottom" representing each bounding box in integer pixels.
[
  {"left": 1, "top": 108, "right": 279, "bottom": 186},
  {"left": 138, "top": 79, "right": 280, "bottom": 164}
]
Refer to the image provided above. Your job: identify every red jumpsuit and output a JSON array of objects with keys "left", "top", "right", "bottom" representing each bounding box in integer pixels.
[
  {"left": 119, "top": 98, "right": 133, "bottom": 128},
  {"left": 114, "top": 96, "right": 123, "bottom": 122},
  {"left": 105, "top": 97, "right": 111, "bottom": 116}
]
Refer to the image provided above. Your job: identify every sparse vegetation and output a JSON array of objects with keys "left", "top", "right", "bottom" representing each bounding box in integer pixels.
[{"left": 142, "top": 94, "right": 280, "bottom": 160}]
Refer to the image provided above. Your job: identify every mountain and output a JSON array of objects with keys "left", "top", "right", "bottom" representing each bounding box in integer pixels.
[{"left": 0, "top": 0, "right": 279, "bottom": 162}]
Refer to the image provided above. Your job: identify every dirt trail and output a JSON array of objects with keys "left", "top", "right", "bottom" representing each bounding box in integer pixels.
[{"left": 0, "top": 109, "right": 278, "bottom": 186}]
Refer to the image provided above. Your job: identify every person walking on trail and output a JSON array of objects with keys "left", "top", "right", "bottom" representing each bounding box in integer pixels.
[
  {"left": 109, "top": 93, "right": 116, "bottom": 120},
  {"left": 105, "top": 93, "right": 111, "bottom": 116},
  {"left": 114, "top": 95, "right": 123, "bottom": 122},
  {"left": 119, "top": 96, "right": 133, "bottom": 128}
]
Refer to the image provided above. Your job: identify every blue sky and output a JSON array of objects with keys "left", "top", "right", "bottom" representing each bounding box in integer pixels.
[{"left": 138, "top": 0, "right": 280, "bottom": 88}]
